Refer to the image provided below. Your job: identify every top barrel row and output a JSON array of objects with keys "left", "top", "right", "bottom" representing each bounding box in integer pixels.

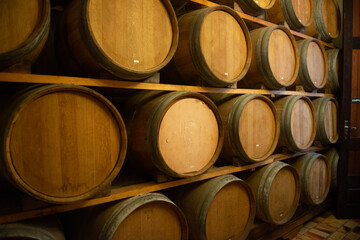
[{"left": 0, "top": 0, "right": 341, "bottom": 91}]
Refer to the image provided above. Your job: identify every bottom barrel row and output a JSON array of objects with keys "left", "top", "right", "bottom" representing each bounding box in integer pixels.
[{"left": 0, "top": 151, "right": 338, "bottom": 240}]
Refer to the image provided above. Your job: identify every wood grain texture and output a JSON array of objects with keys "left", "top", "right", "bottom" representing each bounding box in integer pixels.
[
  {"left": 352, "top": 49, "right": 360, "bottom": 98},
  {"left": 295, "top": 39, "right": 328, "bottom": 91},
  {"left": 243, "top": 26, "right": 299, "bottom": 89},
  {"left": 158, "top": 98, "right": 219, "bottom": 174},
  {"left": 305, "top": 0, "right": 341, "bottom": 42},
  {"left": 0, "top": 73, "right": 335, "bottom": 97},
  {"left": 65, "top": 193, "right": 187, "bottom": 240},
  {"left": 0, "top": 147, "right": 324, "bottom": 224},
  {"left": 200, "top": 10, "right": 248, "bottom": 82},
  {"left": 121, "top": 91, "right": 223, "bottom": 178},
  {"left": 172, "top": 6, "right": 252, "bottom": 87},
  {"left": 324, "top": 148, "right": 338, "bottom": 189},
  {"left": 171, "top": 175, "right": 255, "bottom": 240},
  {"left": 245, "top": 161, "right": 300, "bottom": 225},
  {"left": 59, "top": 0, "right": 178, "bottom": 80},
  {"left": 267, "top": 0, "right": 313, "bottom": 30},
  {"left": 215, "top": 94, "right": 279, "bottom": 163},
  {"left": 291, "top": 152, "right": 331, "bottom": 205},
  {"left": 185, "top": 0, "right": 334, "bottom": 48},
  {"left": 268, "top": 29, "right": 297, "bottom": 86},
  {"left": 290, "top": 99, "right": 315, "bottom": 149},
  {"left": 0, "top": 0, "right": 50, "bottom": 69},
  {"left": 0, "top": 85, "right": 127, "bottom": 203},
  {"left": 313, "top": 97, "right": 339, "bottom": 145},
  {"left": 325, "top": 49, "right": 340, "bottom": 93},
  {"left": 275, "top": 96, "right": 316, "bottom": 152}
]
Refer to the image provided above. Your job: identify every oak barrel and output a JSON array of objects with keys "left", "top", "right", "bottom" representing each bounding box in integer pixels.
[
  {"left": 291, "top": 152, "right": 331, "bottom": 205},
  {"left": 313, "top": 97, "right": 339, "bottom": 145},
  {"left": 295, "top": 39, "right": 328, "bottom": 91},
  {"left": 326, "top": 49, "right": 340, "bottom": 93},
  {"left": 305, "top": 0, "right": 341, "bottom": 42},
  {"left": 120, "top": 91, "right": 223, "bottom": 178},
  {"left": 65, "top": 193, "right": 188, "bottom": 240},
  {"left": 57, "top": 0, "right": 178, "bottom": 80},
  {"left": 324, "top": 148, "right": 339, "bottom": 189},
  {"left": 0, "top": 216, "right": 65, "bottom": 240},
  {"left": 245, "top": 161, "right": 300, "bottom": 225},
  {"left": 172, "top": 6, "right": 252, "bottom": 87},
  {"left": 274, "top": 96, "right": 316, "bottom": 152},
  {"left": 0, "top": 84, "right": 127, "bottom": 203},
  {"left": 267, "top": 0, "right": 314, "bottom": 30},
  {"left": 214, "top": 94, "right": 279, "bottom": 163},
  {"left": 170, "top": 174, "right": 255, "bottom": 240},
  {"left": 0, "top": 0, "right": 50, "bottom": 70},
  {"left": 242, "top": 26, "right": 299, "bottom": 89}
]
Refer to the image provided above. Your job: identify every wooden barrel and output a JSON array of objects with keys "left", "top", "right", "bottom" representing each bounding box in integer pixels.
[
  {"left": 295, "top": 39, "right": 328, "bottom": 91},
  {"left": 326, "top": 49, "right": 340, "bottom": 93},
  {"left": 65, "top": 193, "right": 188, "bottom": 240},
  {"left": 0, "top": 216, "right": 65, "bottom": 240},
  {"left": 242, "top": 26, "right": 299, "bottom": 89},
  {"left": 0, "top": 0, "right": 50, "bottom": 70},
  {"left": 313, "top": 97, "right": 339, "bottom": 145},
  {"left": 214, "top": 94, "right": 279, "bottom": 163},
  {"left": 274, "top": 96, "right": 316, "bottom": 152},
  {"left": 305, "top": 0, "right": 341, "bottom": 42},
  {"left": 291, "top": 152, "right": 331, "bottom": 205},
  {"left": 57, "top": 0, "right": 178, "bottom": 80},
  {"left": 267, "top": 0, "right": 314, "bottom": 30},
  {"left": 324, "top": 148, "right": 339, "bottom": 189},
  {"left": 245, "top": 161, "right": 300, "bottom": 225},
  {"left": 172, "top": 6, "right": 252, "bottom": 87},
  {"left": 0, "top": 84, "right": 127, "bottom": 203},
  {"left": 171, "top": 174, "right": 255, "bottom": 240},
  {"left": 121, "top": 91, "right": 223, "bottom": 178}
]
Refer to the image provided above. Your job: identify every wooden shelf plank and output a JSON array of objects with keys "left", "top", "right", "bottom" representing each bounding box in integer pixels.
[
  {"left": 187, "top": 0, "right": 335, "bottom": 48},
  {"left": 0, "top": 147, "right": 324, "bottom": 224},
  {"left": 0, "top": 73, "right": 334, "bottom": 97}
]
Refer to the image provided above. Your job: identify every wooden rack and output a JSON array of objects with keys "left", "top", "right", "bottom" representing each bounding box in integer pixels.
[{"left": 0, "top": 0, "right": 337, "bottom": 226}]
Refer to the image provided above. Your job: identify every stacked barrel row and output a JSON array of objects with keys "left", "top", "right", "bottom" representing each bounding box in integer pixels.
[
  {"left": 0, "top": 0, "right": 340, "bottom": 239},
  {"left": 0, "top": 84, "right": 339, "bottom": 239},
  {"left": 0, "top": 0, "right": 341, "bottom": 93}
]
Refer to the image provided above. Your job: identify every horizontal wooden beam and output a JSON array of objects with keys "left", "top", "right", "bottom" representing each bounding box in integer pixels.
[
  {"left": 0, "top": 147, "right": 325, "bottom": 224},
  {"left": 0, "top": 73, "right": 334, "bottom": 97}
]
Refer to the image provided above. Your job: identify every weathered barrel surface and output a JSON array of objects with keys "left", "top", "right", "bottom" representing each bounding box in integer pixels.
[
  {"left": 291, "top": 152, "right": 331, "bottom": 205},
  {"left": 65, "top": 193, "right": 188, "bottom": 240},
  {"left": 313, "top": 97, "right": 339, "bottom": 145},
  {"left": 242, "top": 26, "right": 299, "bottom": 89},
  {"left": 215, "top": 94, "right": 279, "bottom": 163},
  {"left": 296, "top": 39, "right": 328, "bottom": 91},
  {"left": 0, "top": 84, "right": 127, "bottom": 203},
  {"left": 274, "top": 95, "right": 316, "bottom": 152},
  {"left": 245, "top": 161, "right": 300, "bottom": 225},
  {"left": 0, "top": 0, "right": 50, "bottom": 69},
  {"left": 121, "top": 91, "right": 223, "bottom": 178},
  {"left": 267, "top": 0, "right": 314, "bottom": 30},
  {"left": 57, "top": 0, "right": 178, "bottom": 80},
  {"left": 324, "top": 148, "right": 339, "bottom": 189},
  {"left": 326, "top": 49, "right": 340, "bottom": 93},
  {"left": 0, "top": 216, "right": 65, "bottom": 240},
  {"left": 305, "top": 0, "right": 341, "bottom": 42},
  {"left": 171, "top": 174, "right": 255, "bottom": 240},
  {"left": 172, "top": 6, "right": 252, "bottom": 87}
]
